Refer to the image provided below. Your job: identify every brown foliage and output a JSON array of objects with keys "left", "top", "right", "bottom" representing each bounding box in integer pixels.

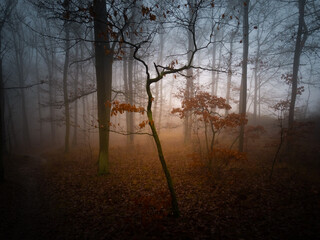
[
  {"left": 172, "top": 91, "right": 247, "bottom": 132},
  {"left": 107, "top": 100, "right": 145, "bottom": 116}
]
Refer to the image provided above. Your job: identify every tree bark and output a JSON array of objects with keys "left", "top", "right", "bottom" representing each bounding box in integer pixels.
[
  {"left": 288, "top": 0, "right": 307, "bottom": 136},
  {"left": 35, "top": 51, "right": 43, "bottom": 144},
  {"left": 93, "top": 0, "right": 112, "bottom": 175},
  {"left": 62, "top": 4, "right": 71, "bottom": 153},
  {"left": 184, "top": 0, "right": 195, "bottom": 143},
  {"left": 214, "top": 31, "right": 223, "bottom": 96},
  {"left": 128, "top": 42, "right": 134, "bottom": 145},
  {"left": 39, "top": 31, "right": 56, "bottom": 144},
  {"left": 0, "top": 33, "right": 4, "bottom": 181},
  {"left": 239, "top": 0, "right": 249, "bottom": 152},
  {"left": 225, "top": 28, "right": 238, "bottom": 115},
  {"left": 146, "top": 79, "right": 180, "bottom": 217},
  {"left": 72, "top": 44, "right": 79, "bottom": 146},
  {"left": 253, "top": 34, "right": 261, "bottom": 124},
  {"left": 12, "top": 28, "right": 31, "bottom": 149},
  {"left": 123, "top": 53, "right": 131, "bottom": 146},
  {"left": 211, "top": 30, "right": 217, "bottom": 96},
  {"left": 158, "top": 30, "right": 164, "bottom": 135}
]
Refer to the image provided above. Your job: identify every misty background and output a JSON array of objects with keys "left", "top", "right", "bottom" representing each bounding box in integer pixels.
[{"left": 0, "top": 0, "right": 319, "bottom": 154}]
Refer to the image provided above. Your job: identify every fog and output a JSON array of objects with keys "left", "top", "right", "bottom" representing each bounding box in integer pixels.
[{"left": 1, "top": 0, "right": 320, "bottom": 239}]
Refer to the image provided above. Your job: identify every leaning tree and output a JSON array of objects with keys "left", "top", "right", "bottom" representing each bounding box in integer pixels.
[{"left": 107, "top": 0, "right": 224, "bottom": 217}]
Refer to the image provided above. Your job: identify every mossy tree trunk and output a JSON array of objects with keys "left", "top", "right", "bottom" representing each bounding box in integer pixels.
[{"left": 146, "top": 80, "right": 180, "bottom": 217}]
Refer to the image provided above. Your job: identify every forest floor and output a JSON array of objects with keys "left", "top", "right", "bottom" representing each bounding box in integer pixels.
[{"left": 1, "top": 134, "right": 320, "bottom": 240}]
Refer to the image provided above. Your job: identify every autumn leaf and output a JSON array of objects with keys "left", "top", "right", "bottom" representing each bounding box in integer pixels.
[{"left": 149, "top": 14, "right": 156, "bottom": 21}]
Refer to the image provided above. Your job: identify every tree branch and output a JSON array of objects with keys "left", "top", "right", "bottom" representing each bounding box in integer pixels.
[{"left": 2, "top": 81, "right": 47, "bottom": 90}]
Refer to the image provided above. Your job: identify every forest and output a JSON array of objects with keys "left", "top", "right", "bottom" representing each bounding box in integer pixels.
[{"left": 1, "top": 0, "right": 320, "bottom": 239}]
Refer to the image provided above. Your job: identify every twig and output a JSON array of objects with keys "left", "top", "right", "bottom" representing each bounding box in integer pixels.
[{"left": 3, "top": 81, "right": 47, "bottom": 90}]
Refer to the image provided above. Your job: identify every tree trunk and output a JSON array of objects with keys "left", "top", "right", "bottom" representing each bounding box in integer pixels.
[
  {"left": 167, "top": 76, "right": 175, "bottom": 126},
  {"left": 72, "top": 44, "right": 79, "bottom": 146},
  {"left": 288, "top": 0, "right": 307, "bottom": 137},
  {"left": 93, "top": 0, "right": 112, "bottom": 175},
  {"left": 40, "top": 27, "right": 56, "bottom": 144},
  {"left": 214, "top": 32, "right": 223, "bottom": 96},
  {"left": 204, "top": 121, "right": 211, "bottom": 165},
  {"left": 5, "top": 93, "right": 18, "bottom": 153},
  {"left": 0, "top": 34, "right": 4, "bottom": 182},
  {"left": 13, "top": 30, "right": 31, "bottom": 149},
  {"left": 48, "top": 52, "right": 56, "bottom": 144},
  {"left": 123, "top": 53, "right": 131, "bottom": 146},
  {"left": 62, "top": 4, "right": 71, "bottom": 153},
  {"left": 0, "top": 0, "right": 17, "bottom": 183},
  {"left": 184, "top": 0, "right": 195, "bottom": 143},
  {"left": 80, "top": 43, "right": 87, "bottom": 143},
  {"left": 146, "top": 80, "right": 180, "bottom": 217},
  {"left": 128, "top": 44, "right": 134, "bottom": 145},
  {"left": 158, "top": 31, "right": 164, "bottom": 135},
  {"left": 225, "top": 28, "right": 237, "bottom": 115},
  {"left": 211, "top": 30, "right": 217, "bottom": 96},
  {"left": 239, "top": 0, "right": 249, "bottom": 152},
  {"left": 253, "top": 27, "right": 261, "bottom": 124},
  {"left": 35, "top": 51, "right": 43, "bottom": 144}
]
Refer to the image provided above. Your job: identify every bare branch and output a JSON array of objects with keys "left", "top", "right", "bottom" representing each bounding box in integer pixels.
[{"left": 3, "top": 81, "right": 47, "bottom": 90}]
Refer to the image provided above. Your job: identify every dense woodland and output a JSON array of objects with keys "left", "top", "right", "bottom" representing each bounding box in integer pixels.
[{"left": 1, "top": 0, "right": 320, "bottom": 239}]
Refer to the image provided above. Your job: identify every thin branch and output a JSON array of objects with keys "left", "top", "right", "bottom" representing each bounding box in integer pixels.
[
  {"left": 3, "top": 81, "right": 47, "bottom": 90},
  {"left": 109, "top": 129, "right": 153, "bottom": 136}
]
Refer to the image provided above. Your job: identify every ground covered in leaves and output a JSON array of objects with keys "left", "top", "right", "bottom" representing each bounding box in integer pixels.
[{"left": 1, "top": 135, "right": 320, "bottom": 240}]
